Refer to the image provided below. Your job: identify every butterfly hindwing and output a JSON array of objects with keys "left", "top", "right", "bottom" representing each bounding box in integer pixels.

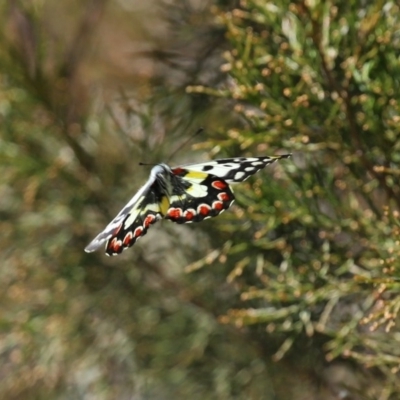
[
  {"left": 84, "top": 176, "right": 161, "bottom": 255},
  {"left": 164, "top": 155, "right": 291, "bottom": 224},
  {"left": 105, "top": 193, "right": 162, "bottom": 255},
  {"left": 165, "top": 170, "right": 235, "bottom": 224}
]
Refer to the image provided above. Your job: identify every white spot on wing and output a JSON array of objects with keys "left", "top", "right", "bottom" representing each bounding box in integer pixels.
[
  {"left": 186, "top": 184, "right": 208, "bottom": 197},
  {"left": 234, "top": 171, "right": 246, "bottom": 181}
]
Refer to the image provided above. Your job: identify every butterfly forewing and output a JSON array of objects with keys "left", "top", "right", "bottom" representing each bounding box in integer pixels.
[{"left": 181, "top": 155, "right": 290, "bottom": 183}]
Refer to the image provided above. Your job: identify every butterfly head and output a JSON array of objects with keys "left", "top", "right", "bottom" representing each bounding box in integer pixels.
[{"left": 150, "top": 163, "right": 171, "bottom": 177}]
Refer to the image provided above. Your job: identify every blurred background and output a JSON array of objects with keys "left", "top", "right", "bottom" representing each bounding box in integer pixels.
[{"left": 1, "top": 0, "right": 400, "bottom": 399}]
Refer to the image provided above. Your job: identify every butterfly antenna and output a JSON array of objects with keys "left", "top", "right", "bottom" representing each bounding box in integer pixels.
[{"left": 167, "top": 127, "right": 204, "bottom": 163}]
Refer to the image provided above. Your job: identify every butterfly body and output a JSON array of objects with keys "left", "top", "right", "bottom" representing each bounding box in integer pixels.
[{"left": 85, "top": 154, "right": 290, "bottom": 255}]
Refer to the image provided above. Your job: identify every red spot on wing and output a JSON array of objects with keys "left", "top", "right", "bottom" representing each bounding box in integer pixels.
[
  {"left": 123, "top": 232, "right": 133, "bottom": 246},
  {"left": 212, "top": 201, "right": 224, "bottom": 211},
  {"left": 110, "top": 238, "right": 122, "bottom": 252},
  {"left": 143, "top": 214, "right": 155, "bottom": 228},
  {"left": 172, "top": 167, "right": 185, "bottom": 176},
  {"left": 184, "top": 209, "right": 196, "bottom": 221},
  {"left": 198, "top": 204, "right": 211, "bottom": 216},
  {"left": 168, "top": 207, "right": 182, "bottom": 220},
  {"left": 218, "top": 192, "right": 230, "bottom": 202},
  {"left": 134, "top": 227, "right": 143, "bottom": 237},
  {"left": 212, "top": 180, "right": 228, "bottom": 190}
]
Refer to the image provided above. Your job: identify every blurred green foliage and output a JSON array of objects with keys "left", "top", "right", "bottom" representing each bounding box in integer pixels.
[
  {"left": 191, "top": 0, "right": 400, "bottom": 397},
  {"left": 1, "top": 0, "right": 400, "bottom": 399}
]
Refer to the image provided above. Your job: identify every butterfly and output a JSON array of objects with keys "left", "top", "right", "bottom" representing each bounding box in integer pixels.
[{"left": 85, "top": 154, "right": 291, "bottom": 255}]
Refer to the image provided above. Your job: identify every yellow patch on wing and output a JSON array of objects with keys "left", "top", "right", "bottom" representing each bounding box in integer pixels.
[
  {"left": 181, "top": 171, "right": 210, "bottom": 197},
  {"left": 185, "top": 170, "right": 208, "bottom": 181},
  {"left": 123, "top": 196, "right": 145, "bottom": 228},
  {"left": 160, "top": 195, "right": 170, "bottom": 215},
  {"left": 123, "top": 199, "right": 161, "bottom": 229}
]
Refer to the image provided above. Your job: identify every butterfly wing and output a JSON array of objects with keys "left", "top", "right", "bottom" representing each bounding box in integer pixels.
[
  {"left": 165, "top": 170, "right": 235, "bottom": 223},
  {"left": 164, "top": 155, "right": 290, "bottom": 224},
  {"left": 179, "top": 155, "right": 291, "bottom": 183},
  {"left": 85, "top": 176, "right": 162, "bottom": 255}
]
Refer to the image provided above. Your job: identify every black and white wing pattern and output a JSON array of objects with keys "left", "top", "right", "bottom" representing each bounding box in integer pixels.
[
  {"left": 85, "top": 154, "right": 290, "bottom": 256},
  {"left": 84, "top": 172, "right": 163, "bottom": 255},
  {"left": 181, "top": 155, "right": 291, "bottom": 183}
]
